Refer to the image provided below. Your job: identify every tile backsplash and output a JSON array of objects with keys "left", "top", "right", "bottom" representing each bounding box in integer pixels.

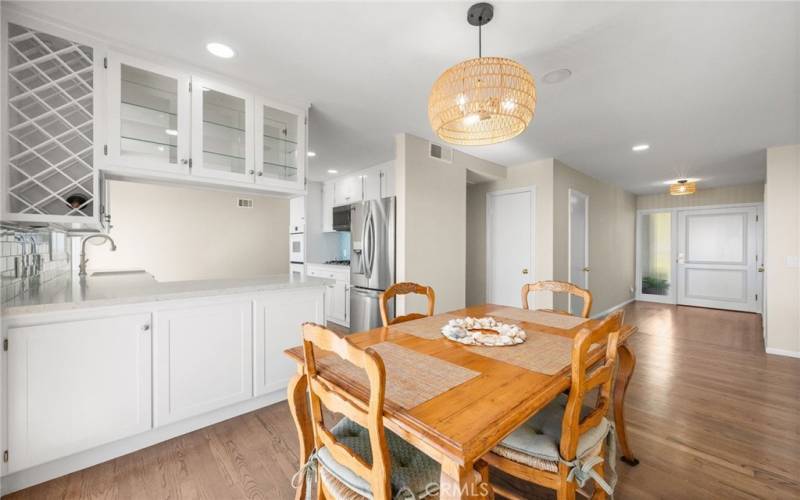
[{"left": 1, "top": 226, "right": 72, "bottom": 304}]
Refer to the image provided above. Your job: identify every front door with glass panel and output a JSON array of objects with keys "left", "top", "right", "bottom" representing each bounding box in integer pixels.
[
  {"left": 191, "top": 78, "right": 253, "bottom": 182},
  {"left": 255, "top": 98, "right": 305, "bottom": 190},
  {"left": 107, "top": 54, "right": 190, "bottom": 174},
  {"left": 677, "top": 207, "right": 759, "bottom": 312}
]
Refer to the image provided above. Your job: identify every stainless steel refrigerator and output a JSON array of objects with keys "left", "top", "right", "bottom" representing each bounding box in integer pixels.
[{"left": 349, "top": 197, "right": 395, "bottom": 332}]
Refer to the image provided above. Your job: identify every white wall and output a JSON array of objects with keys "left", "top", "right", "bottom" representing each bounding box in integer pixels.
[
  {"left": 466, "top": 159, "right": 555, "bottom": 308},
  {"left": 553, "top": 161, "right": 637, "bottom": 314},
  {"left": 396, "top": 133, "right": 505, "bottom": 314},
  {"left": 637, "top": 182, "right": 765, "bottom": 209},
  {"left": 765, "top": 145, "right": 800, "bottom": 356},
  {"left": 86, "top": 181, "right": 289, "bottom": 281}
]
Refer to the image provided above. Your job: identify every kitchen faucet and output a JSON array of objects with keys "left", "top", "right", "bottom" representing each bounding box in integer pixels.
[{"left": 79, "top": 234, "right": 117, "bottom": 277}]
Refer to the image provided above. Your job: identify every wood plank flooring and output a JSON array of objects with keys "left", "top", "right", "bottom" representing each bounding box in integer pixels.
[{"left": 5, "top": 302, "right": 800, "bottom": 499}]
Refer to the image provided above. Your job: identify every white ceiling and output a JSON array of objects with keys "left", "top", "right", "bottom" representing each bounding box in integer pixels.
[{"left": 12, "top": 2, "right": 799, "bottom": 194}]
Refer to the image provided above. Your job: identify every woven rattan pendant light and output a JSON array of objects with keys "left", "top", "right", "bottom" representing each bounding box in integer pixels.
[
  {"left": 429, "top": 3, "right": 536, "bottom": 146},
  {"left": 670, "top": 179, "right": 697, "bottom": 196}
]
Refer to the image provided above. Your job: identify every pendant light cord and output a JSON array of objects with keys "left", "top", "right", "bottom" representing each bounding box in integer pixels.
[{"left": 478, "top": 22, "right": 482, "bottom": 58}]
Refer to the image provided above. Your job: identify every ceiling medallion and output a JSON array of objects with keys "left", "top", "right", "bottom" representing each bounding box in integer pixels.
[
  {"left": 669, "top": 179, "right": 697, "bottom": 196},
  {"left": 428, "top": 3, "right": 536, "bottom": 146}
]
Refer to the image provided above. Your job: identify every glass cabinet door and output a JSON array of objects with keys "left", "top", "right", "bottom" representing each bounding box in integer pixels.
[
  {"left": 191, "top": 78, "right": 253, "bottom": 182},
  {"left": 255, "top": 99, "right": 305, "bottom": 190},
  {"left": 107, "top": 54, "right": 189, "bottom": 173}
]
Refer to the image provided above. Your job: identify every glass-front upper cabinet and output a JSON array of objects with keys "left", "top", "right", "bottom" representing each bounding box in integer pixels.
[
  {"left": 255, "top": 98, "right": 306, "bottom": 190},
  {"left": 107, "top": 54, "right": 190, "bottom": 174},
  {"left": 191, "top": 78, "right": 253, "bottom": 182}
]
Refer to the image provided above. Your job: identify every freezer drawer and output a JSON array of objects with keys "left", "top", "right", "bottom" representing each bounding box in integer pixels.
[{"left": 349, "top": 287, "right": 392, "bottom": 333}]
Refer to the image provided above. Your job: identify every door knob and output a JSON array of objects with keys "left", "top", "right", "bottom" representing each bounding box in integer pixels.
[
  {"left": 249, "top": 170, "right": 255, "bottom": 175},
  {"left": 758, "top": 266, "right": 765, "bottom": 272},
  {"left": 522, "top": 268, "right": 529, "bottom": 275},
  {"left": 583, "top": 267, "right": 591, "bottom": 272}
]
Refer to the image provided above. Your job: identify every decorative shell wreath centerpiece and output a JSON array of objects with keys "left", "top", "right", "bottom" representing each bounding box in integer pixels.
[{"left": 441, "top": 317, "right": 526, "bottom": 346}]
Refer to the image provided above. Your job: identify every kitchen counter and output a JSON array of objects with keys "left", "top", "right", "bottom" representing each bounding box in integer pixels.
[
  {"left": 306, "top": 262, "right": 350, "bottom": 270},
  {"left": 1, "top": 271, "right": 332, "bottom": 317}
]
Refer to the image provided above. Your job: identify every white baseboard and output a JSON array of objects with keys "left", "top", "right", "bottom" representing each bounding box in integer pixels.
[
  {"left": 0, "top": 390, "right": 288, "bottom": 496},
  {"left": 765, "top": 347, "right": 800, "bottom": 359},
  {"left": 591, "top": 299, "right": 635, "bottom": 319}
]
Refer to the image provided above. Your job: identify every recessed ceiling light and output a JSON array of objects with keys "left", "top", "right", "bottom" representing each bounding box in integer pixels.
[
  {"left": 542, "top": 68, "right": 572, "bottom": 84},
  {"left": 632, "top": 144, "right": 650, "bottom": 152},
  {"left": 206, "top": 42, "right": 236, "bottom": 59},
  {"left": 327, "top": 169, "right": 338, "bottom": 174},
  {"left": 165, "top": 129, "right": 178, "bottom": 136},
  {"left": 307, "top": 151, "right": 316, "bottom": 157}
]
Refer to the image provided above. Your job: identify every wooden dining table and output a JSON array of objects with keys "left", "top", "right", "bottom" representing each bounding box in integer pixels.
[{"left": 284, "top": 303, "right": 639, "bottom": 499}]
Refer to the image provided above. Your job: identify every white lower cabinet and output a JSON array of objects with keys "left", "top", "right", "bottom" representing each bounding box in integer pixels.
[
  {"left": 6, "top": 313, "right": 152, "bottom": 473},
  {"left": 155, "top": 299, "right": 253, "bottom": 426},
  {"left": 306, "top": 264, "right": 350, "bottom": 327},
  {"left": 254, "top": 289, "right": 324, "bottom": 395},
  {"left": 2, "top": 285, "right": 325, "bottom": 490}
]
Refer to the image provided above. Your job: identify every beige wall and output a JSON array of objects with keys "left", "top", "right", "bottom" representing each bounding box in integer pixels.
[
  {"left": 553, "top": 161, "right": 636, "bottom": 314},
  {"left": 637, "top": 183, "right": 764, "bottom": 209},
  {"left": 87, "top": 181, "right": 289, "bottom": 281},
  {"left": 397, "top": 133, "right": 505, "bottom": 314},
  {"left": 765, "top": 145, "right": 800, "bottom": 355},
  {"left": 465, "top": 159, "right": 636, "bottom": 316},
  {"left": 466, "top": 159, "right": 555, "bottom": 308}
]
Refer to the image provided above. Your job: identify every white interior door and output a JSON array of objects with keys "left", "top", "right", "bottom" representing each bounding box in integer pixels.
[
  {"left": 677, "top": 207, "right": 760, "bottom": 312},
  {"left": 487, "top": 188, "right": 534, "bottom": 307},
  {"left": 568, "top": 189, "right": 589, "bottom": 315}
]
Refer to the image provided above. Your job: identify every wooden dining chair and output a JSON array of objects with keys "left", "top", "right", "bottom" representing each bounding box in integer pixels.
[
  {"left": 521, "top": 280, "right": 593, "bottom": 318},
  {"left": 482, "top": 310, "right": 624, "bottom": 500},
  {"left": 379, "top": 282, "right": 435, "bottom": 326},
  {"left": 300, "top": 323, "right": 442, "bottom": 499}
]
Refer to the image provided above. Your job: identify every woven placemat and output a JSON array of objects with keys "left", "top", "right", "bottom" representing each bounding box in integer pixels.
[
  {"left": 491, "top": 308, "right": 589, "bottom": 330},
  {"left": 316, "top": 342, "right": 479, "bottom": 409},
  {"left": 387, "top": 313, "right": 464, "bottom": 339},
  {"left": 465, "top": 330, "right": 575, "bottom": 375}
]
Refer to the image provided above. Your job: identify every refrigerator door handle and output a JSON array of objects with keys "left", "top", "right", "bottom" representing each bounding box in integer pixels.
[
  {"left": 359, "top": 204, "right": 370, "bottom": 275},
  {"left": 365, "top": 210, "right": 376, "bottom": 279}
]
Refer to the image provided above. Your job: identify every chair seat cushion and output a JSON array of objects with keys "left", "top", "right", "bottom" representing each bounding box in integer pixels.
[
  {"left": 492, "top": 394, "right": 609, "bottom": 471},
  {"left": 317, "top": 418, "right": 440, "bottom": 499}
]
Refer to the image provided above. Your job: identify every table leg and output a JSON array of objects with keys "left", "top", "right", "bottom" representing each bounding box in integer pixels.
[
  {"left": 288, "top": 371, "right": 314, "bottom": 500},
  {"left": 614, "top": 344, "right": 639, "bottom": 466},
  {"left": 439, "top": 461, "right": 489, "bottom": 499}
]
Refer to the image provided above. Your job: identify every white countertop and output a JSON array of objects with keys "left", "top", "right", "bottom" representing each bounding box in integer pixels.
[
  {"left": 305, "top": 262, "right": 350, "bottom": 270},
  {"left": 2, "top": 271, "right": 331, "bottom": 317}
]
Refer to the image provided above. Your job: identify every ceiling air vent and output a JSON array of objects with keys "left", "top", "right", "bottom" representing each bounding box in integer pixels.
[
  {"left": 429, "top": 142, "right": 453, "bottom": 163},
  {"left": 236, "top": 198, "right": 254, "bottom": 208}
]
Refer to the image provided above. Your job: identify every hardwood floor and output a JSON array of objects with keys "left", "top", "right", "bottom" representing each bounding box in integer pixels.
[{"left": 5, "top": 302, "right": 800, "bottom": 499}]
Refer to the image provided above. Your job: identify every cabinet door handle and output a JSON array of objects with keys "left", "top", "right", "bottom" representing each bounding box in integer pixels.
[
  {"left": 142, "top": 324, "right": 150, "bottom": 331},
  {"left": 249, "top": 170, "right": 255, "bottom": 175},
  {"left": 257, "top": 171, "right": 263, "bottom": 176}
]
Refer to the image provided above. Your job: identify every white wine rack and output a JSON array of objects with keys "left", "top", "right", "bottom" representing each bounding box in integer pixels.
[{"left": 5, "top": 22, "right": 95, "bottom": 218}]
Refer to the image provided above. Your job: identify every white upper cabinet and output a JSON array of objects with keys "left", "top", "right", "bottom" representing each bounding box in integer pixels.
[
  {"left": 334, "top": 175, "right": 363, "bottom": 206},
  {"left": 3, "top": 18, "right": 102, "bottom": 226},
  {"left": 191, "top": 78, "right": 254, "bottom": 183},
  {"left": 106, "top": 53, "right": 190, "bottom": 175},
  {"left": 255, "top": 98, "right": 306, "bottom": 191}
]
